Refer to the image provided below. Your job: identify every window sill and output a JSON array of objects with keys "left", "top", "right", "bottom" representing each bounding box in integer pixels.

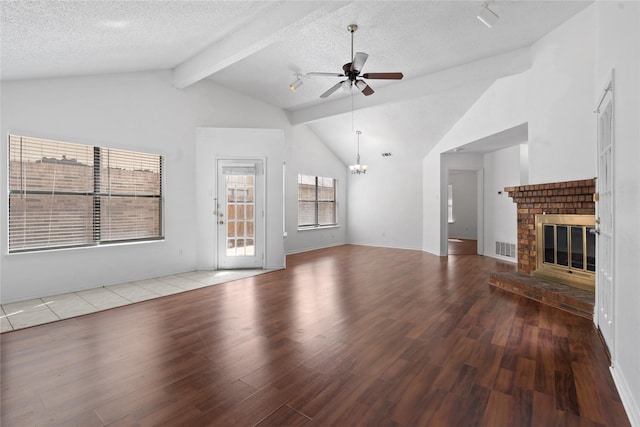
[
  {"left": 6, "top": 238, "right": 165, "bottom": 256},
  {"left": 297, "top": 225, "right": 340, "bottom": 232}
]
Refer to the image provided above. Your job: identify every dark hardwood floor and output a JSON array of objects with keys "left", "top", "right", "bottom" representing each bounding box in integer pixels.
[
  {"left": 448, "top": 238, "right": 477, "bottom": 255},
  {"left": 0, "top": 245, "right": 630, "bottom": 426}
]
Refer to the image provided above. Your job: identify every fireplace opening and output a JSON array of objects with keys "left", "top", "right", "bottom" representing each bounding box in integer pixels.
[{"left": 533, "top": 214, "right": 595, "bottom": 292}]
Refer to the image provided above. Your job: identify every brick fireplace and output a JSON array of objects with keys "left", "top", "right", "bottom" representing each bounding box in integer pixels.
[
  {"left": 505, "top": 179, "right": 596, "bottom": 275},
  {"left": 489, "top": 179, "right": 597, "bottom": 318}
]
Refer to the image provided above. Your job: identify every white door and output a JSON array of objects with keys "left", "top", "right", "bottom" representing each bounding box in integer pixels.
[
  {"left": 216, "top": 159, "right": 264, "bottom": 269},
  {"left": 595, "top": 76, "right": 615, "bottom": 357}
]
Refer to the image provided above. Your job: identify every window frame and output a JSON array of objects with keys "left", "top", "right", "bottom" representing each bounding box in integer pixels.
[
  {"left": 447, "top": 184, "right": 455, "bottom": 224},
  {"left": 7, "top": 134, "right": 164, "bottom": 254},
  {"left": 297, "top": 174, "right": 338, "bottom": 230}
]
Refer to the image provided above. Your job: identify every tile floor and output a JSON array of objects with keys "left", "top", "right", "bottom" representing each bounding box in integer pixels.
[{"left": 0, "top": 269, "right": 270, "bottom": 333}]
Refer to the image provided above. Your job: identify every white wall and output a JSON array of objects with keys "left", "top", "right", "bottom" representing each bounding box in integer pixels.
[
  {"left": 0, "top": 71, "right": 198, "bottom": 303},
  {"left": 483, "top": 145, "right": 521, "bottom": 260},
  {"left": 184, "top": 80, "right": 348, "bottom": 256},
  {"left": 595, "top": 2, "right": 640, "bottom": 425},
  {"left": 528, "top": 5, "right": 596, "bottom": 184},
  {"left": 0, "top": 72, "right": 347, "bottom": 303},
  {"left": 195, "top": 127, "right": 285, "bottom": 270},
  {"left": 348, "top": 154, "right": 423, "bottom": 250},
  {"left": 448, "top": 170, "right": 478, "bottom": 240},
  {"left": 284, "top": 125, "right": 348, "bottom": 254},
  {"left": 422, "top": 72, "right": 528, "bottom": 255}
]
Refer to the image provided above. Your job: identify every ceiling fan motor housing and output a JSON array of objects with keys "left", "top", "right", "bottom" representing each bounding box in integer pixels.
[{"left": 343, "top": 63, "right": 359, "bottom": 80}]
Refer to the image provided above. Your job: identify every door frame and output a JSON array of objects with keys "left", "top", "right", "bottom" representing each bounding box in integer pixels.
[
  {"left": 215, "top": 157, "right": 266, "bottom": 270},
  {"left": 444, "top": 167, "right": 484, "bottom": 256}
]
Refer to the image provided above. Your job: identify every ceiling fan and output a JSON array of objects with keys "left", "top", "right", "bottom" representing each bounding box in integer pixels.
[{"left": 307, "top": 24, "right": 404, "bottom": 98}]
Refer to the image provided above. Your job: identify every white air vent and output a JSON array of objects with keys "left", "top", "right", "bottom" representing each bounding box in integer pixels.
[{"left": 495, "top": 241, "right": 516, "bottom": 258}]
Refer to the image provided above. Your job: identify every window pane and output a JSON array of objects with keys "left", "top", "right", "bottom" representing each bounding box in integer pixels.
[
  {"left": 318, "top": 185, "right": 335, "bottom": 201},
  {"left": 9, "top": 135, "right": 93, "bottom": 193},
  {"left": 318, "top": 201, "right": 336, "bottom": 225},
  {"left": 297, "top": 174, "right": 337, "bottom": 227},
  {"left": 298, "top": 184, "right": 316, "bottom": 201},
  {"left": 8, "top": 134, "right": 164, "bottom": 252},
  {"left": 99, "top": 148, "right": 160, "bottom": 196},
  {"left": 298, "top": 174, "right": 316, "bottom": 186},
  {"left": 9, "top": 194, "right": 93, "bottom": 251},
  {"left": 99, "top": 197, "right": 161, "bottom": 242},
  {"left": 298, "top": 201, "right": 316, "bottom": 226}
]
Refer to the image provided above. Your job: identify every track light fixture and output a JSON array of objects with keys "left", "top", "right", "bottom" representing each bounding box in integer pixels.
[
  {"left": 477, "top": 2, "right": 499, "bottom": 28},
  {"left": 289, "top": 74, "right": 303, "bottom": 92}
]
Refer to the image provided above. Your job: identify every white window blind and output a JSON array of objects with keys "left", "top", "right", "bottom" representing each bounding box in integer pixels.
[
  {"left": 8, "top": 135, "right": 163, "bottom": 253},
  {"left": 298, "top": 174, "right": 337, "bottom": 228}
]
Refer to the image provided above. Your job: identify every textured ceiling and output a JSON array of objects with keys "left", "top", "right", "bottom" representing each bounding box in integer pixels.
[{"left": 0, "top": 1, "right": 592, "bottom": 164}]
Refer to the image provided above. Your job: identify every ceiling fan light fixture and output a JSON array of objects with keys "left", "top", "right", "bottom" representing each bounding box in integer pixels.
[
  {"left": 477, "top": 3, "right": 499, "bottom": 28},
  {"left": 289, "top": 76, "right": 303, "bottom": 92}
]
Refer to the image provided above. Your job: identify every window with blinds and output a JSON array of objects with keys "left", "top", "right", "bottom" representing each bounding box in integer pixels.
[
  {"left": 8, "top": 135, "right": 163, "bottom": 253},
  {"left": 298, "top": 174, "right": 337, "bottom": 228}
]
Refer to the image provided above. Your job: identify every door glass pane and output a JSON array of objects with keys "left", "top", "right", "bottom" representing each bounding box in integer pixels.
[{"left": 225, "top": 170, "right": 255, "bottom": 257}]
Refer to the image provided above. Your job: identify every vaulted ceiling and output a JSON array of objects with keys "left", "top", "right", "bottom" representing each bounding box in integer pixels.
[{"left": 0, "top": 1, "right": 591, "bottom": 164}]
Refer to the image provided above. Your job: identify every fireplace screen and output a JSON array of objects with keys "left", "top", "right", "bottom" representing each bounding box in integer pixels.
[
  {"left": 534, "top": 214, "right": 596, "bottom": 291},
  {"left": 542, "top": 224, "right": 596, "bottom": 271}
]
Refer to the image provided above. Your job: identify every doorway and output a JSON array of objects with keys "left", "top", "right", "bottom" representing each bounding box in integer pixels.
[
  {"left": 447, "top": 170, "right": 480, "bottom": 255},
  {"left": 216, "top": 159, "right": 265, "bottom": 269}
]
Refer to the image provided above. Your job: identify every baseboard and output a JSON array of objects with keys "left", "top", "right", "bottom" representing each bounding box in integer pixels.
[
  {"left": 611, "top": 364, "right": 640, "bottom": 427},
  {"left": 483, "top": 253, "right": 518, "bottom": 264},
  {"left": 419, "top": 245, "right": 440, "bottom": 256},
  {"left": 285, "top": 242, "right": 345, "bottom": 256},
  {"left": 350, "top": 242, "right": 423, "bottom": 252}
]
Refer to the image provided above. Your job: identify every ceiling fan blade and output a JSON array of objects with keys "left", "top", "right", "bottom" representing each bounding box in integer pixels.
[
  {"left": 361, "top": 72, "right": 404, "bottom": 80},
  {"left": 351, "top": 52, "right": 369, "bottom": 72},
  {"left": 306, "top": 72, "right": 345, "bottom": 77},
  {"left": 320, "top": 81, "right": 344, "bottom": 98},
  {"left": 355, "top": 79, "right": 374, "bottom": 96}
]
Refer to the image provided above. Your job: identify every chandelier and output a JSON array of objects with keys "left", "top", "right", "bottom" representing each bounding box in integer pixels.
[{"left": 349, "top": 130, "right": 368, "bottom": 175}]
